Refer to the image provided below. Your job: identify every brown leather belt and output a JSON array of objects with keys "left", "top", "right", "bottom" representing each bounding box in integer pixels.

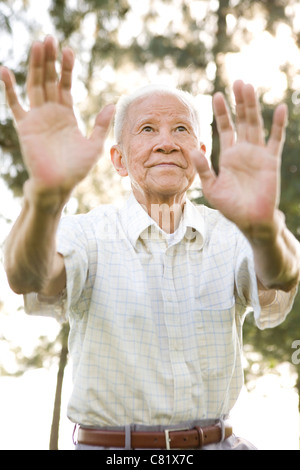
[{"left": 77, "top": 423, "right": 232, "bottom": 449}]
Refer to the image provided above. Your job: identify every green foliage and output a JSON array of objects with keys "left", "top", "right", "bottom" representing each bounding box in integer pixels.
[
  {"left": 240, "top": 88, "right": 300, "bottom": 406},
  {"left": 0, "top": 327, "right": 67, "bottom": 377},
  {"left": 49, "top": 0, "right": 130, "bottom": 41},
  {"left": 0, "top": 119, "right": 28, "bottom": 197}
]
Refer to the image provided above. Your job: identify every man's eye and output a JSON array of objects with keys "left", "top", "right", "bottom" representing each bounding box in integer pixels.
[
  {"left": 142, "top": 126, "right": 154, "bottom": 132},
  {"left": 176, "top": 126, "right": 187, "bottom": 132}
]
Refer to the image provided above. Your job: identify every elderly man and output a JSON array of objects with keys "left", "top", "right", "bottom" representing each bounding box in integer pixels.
[{"left": 2, "top": 36, "right": 300, "bottom": 450}]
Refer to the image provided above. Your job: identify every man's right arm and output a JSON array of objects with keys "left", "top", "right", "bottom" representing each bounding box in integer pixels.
[
  {"left": 4, "top": 181, "right": 67, "bottom": 296},
  {"left": 2, "top": 36, "right": 114, "bottom": 297}
]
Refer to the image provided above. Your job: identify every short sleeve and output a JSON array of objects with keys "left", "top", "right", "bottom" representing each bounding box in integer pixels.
[
  {"left": 24, "top": 213, "right": 89, "bottom": 322},
  {"left": 24, "top": 289, "right": 68, "bottom": 323},
  {"left": 56, "top": 214, "right": 89, "bottom": 313},
  {"left": 254, "top": 286, "right": 298, "bottom": 330},
  {"left": 234, "top": 230, "right": 298, "bottom": 330}
]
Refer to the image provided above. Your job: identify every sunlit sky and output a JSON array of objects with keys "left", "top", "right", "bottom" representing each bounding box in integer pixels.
[
  {"left": 227, "top": 25, "right": 300, "bottom": 103},
  {"left": 1, "top": 0, "right": 300, "bottom": 450}
]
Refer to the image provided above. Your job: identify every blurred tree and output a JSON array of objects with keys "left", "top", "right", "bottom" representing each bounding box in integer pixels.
[
  {"left": 49, "top": 322, "right": 69, "bottom": 451},
  {"left": 242, "top": 82, "right": 300, "bottom": 411},
  {"left": 0, "top": 317, "right": 69, "bottom": 448}
]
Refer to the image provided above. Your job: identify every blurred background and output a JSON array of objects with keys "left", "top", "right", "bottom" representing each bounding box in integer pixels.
[{"left": 0, "top": 0, "right": 300, "bottom": 450}]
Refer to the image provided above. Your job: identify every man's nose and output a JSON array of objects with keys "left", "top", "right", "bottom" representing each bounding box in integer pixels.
[{"left": 153, "top": 131, "right": 180, "bottom": 154}]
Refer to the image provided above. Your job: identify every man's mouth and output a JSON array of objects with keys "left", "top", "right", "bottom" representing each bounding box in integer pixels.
[{"left": 153, "top": 162, "right": 181, "bottom": 167}]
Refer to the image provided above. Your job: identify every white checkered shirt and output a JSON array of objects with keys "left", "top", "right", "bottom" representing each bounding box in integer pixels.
[{"left": 24, "top": 193, "right": 297, "bottom": 426}]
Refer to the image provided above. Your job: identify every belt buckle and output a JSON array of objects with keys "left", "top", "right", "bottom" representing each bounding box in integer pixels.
[{"left": 164, "top": 426, "right": 189, "bottom": 450}]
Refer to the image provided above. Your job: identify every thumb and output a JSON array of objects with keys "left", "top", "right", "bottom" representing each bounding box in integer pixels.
[
  {"left": 190, "top": 149, "right": 216, "bottom": 188},
  {"left": 89, "top": 104, "right": 115, "bottom": 143}
]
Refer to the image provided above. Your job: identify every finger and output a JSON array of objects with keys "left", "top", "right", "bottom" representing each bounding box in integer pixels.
[
  {"left": 44, "top": 36, "right": 59, "bottom": 102},
  {"left": 242, "top": 83, "right": 265, "bottom": 145},
  {"left": 213, "top": 92, "right": 235, "bottom": 152},
  {"left": 89, "top": 104, "right": 116, "bottom": 144},
  {"left": 267, "top": 103, "right": 287, "bottom": 157},
  {"left": 0, "top": 66, "right": 26, "bottom": 121},
  {"left": 233, "top": 80, "right": 247, "bottom": 141},
  {"left": 26, "top": 41, "right": 45, "bottom": 107},
  {"left": 190, "top": 149, "right": 217, "bottom": 190},
  {"left": 58, "top": 47, "right": 75, "bottom": 108}
]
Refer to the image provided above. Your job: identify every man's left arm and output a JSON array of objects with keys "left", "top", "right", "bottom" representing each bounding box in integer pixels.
[
  {"left": 245, "top": 210, "right": 300, "bottom": 306},
  {"left": 192, "top": 80, "right": 300, "bottom": 302}
]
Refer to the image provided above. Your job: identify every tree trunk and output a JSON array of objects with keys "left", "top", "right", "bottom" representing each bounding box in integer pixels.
[
  {"left": 211, "top": 0, "right": 231, "bottom": 174},
  {"left": 49, "top": 323, "right": 70, "bottom": 450}
]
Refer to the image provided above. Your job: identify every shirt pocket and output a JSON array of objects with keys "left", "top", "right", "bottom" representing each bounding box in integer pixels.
[
  {"left": 192, "top": 240, "right": 236, "bottom": 310},
  {"left": 193, "top": 306, "right": 236, "bottom": 378}
]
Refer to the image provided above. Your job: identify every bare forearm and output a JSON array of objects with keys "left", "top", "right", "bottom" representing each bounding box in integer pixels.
[
  {"left": 244, "top": 210, "right": 300, "bottom": 292},
  {"left": 4, "top": 181, "right": 68, "bottom": 294}
]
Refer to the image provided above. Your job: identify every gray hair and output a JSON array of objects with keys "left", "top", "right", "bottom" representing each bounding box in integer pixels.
[{"left": 113, "top": 84, "right": 202, "bottom": 144}]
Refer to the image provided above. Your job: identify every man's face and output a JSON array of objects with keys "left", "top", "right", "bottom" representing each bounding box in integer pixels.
[{"left": 111, "top": 93, "right": 204, "bottom": 203}]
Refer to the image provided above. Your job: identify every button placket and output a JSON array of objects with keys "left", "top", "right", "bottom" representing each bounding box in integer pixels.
[{"left": 162, "top": 246, "right": 192, "bottom": 420}]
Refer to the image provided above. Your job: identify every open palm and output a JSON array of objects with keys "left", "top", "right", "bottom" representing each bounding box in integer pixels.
[
  {"left": 192, "top": 80, "right": 287, "bottom": 234},
  {"left": 1, "top": 36, "right": 114, "bottom": 194}
]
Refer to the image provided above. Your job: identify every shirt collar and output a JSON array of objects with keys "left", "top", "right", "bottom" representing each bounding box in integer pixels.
[
  {"left": 120, "top": 192, "right": 206, "bottom": 248},
  {"left": 120, "top": 193, "right": 155, "bottom": 246},
  {"left": 181, "top": 198, "right": 205, "bottom": 248}
]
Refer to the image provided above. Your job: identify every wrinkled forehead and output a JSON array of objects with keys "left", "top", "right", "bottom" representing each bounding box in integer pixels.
[{"left": 125, "top": 92, "right": 199, "bottom": 131}]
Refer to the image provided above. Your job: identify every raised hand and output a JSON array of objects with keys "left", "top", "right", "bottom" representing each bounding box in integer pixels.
[
  {"left": 1, "top": 36, "right": 115, "bottom": 196},
  {"left": 192, "top": 80, "right": 287, "bottom": 235}
]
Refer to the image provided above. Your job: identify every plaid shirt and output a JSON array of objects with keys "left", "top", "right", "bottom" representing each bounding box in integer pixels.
[{"left": 24, "top": 194, "right": 296, "bottom": 426}]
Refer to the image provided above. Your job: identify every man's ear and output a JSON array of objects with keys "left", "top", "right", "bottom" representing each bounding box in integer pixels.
[
  {"left": 110, "top": 145, "right": 128, "bottom": 177},
  {"left": 200, "top": 143, "right": 206, "bottom": 154}
]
